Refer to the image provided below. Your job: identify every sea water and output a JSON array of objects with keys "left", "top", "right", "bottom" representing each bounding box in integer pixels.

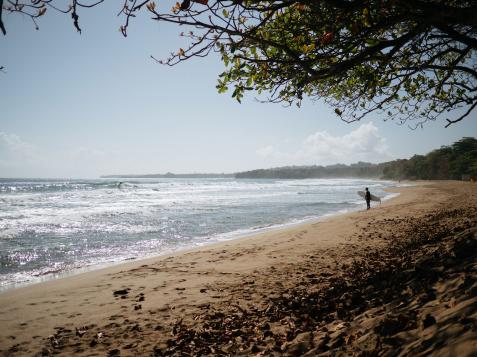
[{"left": 0, "top": 177, "right": 397, "bottom": 290}]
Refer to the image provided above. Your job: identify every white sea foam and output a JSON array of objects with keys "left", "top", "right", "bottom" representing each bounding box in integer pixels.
[{"left": 0, "top": 177, "right": 397, "bottom": 291}]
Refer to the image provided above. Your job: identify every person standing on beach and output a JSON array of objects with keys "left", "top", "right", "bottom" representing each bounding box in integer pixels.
[{"left": 365, "top": 187, "right": 371, "bottom": 210}]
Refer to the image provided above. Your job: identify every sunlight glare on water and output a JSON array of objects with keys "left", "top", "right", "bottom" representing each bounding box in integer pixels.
[{"left": 0, "top": 177, "right": 397, "bottom": 290}]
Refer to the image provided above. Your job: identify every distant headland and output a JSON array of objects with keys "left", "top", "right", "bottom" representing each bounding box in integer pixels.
[
  {"left": 100, "top": 173, "right": 234, "bottom": 179},
  {"left": 102, "top": 137, "right": 477, "bottom": 181}
]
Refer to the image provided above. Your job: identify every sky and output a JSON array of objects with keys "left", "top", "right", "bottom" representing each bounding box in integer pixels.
[{"left": 1, "top": 1, "right": 476, "bottom": 178}]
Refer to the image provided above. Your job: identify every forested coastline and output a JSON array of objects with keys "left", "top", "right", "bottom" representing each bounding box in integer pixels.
[
  {"left": 235, "top": 138, "right": 477, "bottom": 181},
  {"left": 234, "top": 162, "right": 385, "bottom": 179},
  {"left": 381, "top": 137, "right": 477, "bottom": 180},
  {"left": 102, "top": 138, "right": 476, "bottom": 181}
]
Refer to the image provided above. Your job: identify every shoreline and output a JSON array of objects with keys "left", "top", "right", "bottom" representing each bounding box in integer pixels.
[
  {"left": 1, "top": 181, "right": 475, "bottom": 356},
  {"left": 0, "top": 186, "right": 399, "bottom": 293}
]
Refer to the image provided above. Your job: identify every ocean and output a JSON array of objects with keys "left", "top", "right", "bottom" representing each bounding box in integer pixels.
[{"left": 0, "top": 177, "right": 397, "bottom": 291}]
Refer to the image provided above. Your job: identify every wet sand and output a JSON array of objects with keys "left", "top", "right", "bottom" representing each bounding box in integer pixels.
[{"left": 0, "top": 181, "right": 476, "bottom": 356}]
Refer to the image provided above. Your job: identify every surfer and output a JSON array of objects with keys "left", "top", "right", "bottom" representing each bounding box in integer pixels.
[{"left": 365, "top": 187, "right": 371, "bottom": 210}]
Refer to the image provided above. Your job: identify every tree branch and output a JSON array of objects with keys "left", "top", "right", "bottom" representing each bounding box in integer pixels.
[
  {"left": 445, "top": 99, "right": 477, "bottom": 127},
  {"left": 0, "top": 0, "right": 6, "bottom": 35}
]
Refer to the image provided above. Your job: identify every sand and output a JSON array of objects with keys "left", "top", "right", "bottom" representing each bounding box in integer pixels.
[{"left": 0, "top": 181, "right": 476, "bottom": 356}]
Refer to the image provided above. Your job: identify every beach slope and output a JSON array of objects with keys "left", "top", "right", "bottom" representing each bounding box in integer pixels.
[{"left": 1, "top": 181, "right": 476, "bottom": 356}]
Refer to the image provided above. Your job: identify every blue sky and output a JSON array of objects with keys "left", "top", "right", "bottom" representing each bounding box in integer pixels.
[{"left": 1, "top": 2, "right": 476, "bottom": 178}]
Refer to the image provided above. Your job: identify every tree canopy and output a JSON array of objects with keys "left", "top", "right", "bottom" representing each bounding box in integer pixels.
[
  {"left": 235, "top": 162, "right": 384, "bottom": 179},
  {"left": 2, "top": 0, "right": 477, "bottom": 127},
  {"left": 234, "top": 137, "right": 477, "bottom": 180},
  {"left": 381, "top": 137, "right": 477, "bottom": 179}
]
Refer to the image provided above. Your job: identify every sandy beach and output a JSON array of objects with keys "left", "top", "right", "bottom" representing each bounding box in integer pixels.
[{"left": 1, "top": 181, "right": 476, "bottom": 356}]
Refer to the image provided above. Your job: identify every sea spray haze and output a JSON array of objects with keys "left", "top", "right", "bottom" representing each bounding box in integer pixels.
[{"left": 0, "top": 178, "right": 397, "bottom": 290}]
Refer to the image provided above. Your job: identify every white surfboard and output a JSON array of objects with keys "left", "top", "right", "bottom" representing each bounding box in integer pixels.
[{"left": 357, "top": 191, "right": 381, "bottom": 203}]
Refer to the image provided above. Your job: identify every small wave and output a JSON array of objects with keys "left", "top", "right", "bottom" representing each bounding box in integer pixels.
[
  {"left": 0, "top": 180, "right": 122, "bottom": 194},
  {"left": 0, "top": 177, "right": 398, "bottom": 291}
]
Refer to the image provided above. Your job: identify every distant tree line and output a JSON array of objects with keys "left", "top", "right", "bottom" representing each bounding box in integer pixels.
[
  {"left": 235, "top": 162, "right": 385, "bottom": 179},
  {"left": 235, "top": 137, "right": 477, "bottom": 180},
  {"left": 381, "top": 137, "right": 477, "bottom": 180},
  {"left": 102, "top": 138, "right": 476, "bottom": 181}
]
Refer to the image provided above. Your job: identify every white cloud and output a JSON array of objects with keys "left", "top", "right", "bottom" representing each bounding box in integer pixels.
[
  {"left": 257, "top": 122, "right": 392, "bottom": 166},
  {"left": 62, "top": 147, "right": 127, "bottom": 177},
  {"left": 0, "top": 132, "right": 122, "bottom": 178},
  {"left": 256, "top": 145, "right": 275, "bottom": 157},
  {"left": 0, "top": 132, "right": 41, "bottom": 169},
  {"left": 0, "top": 132, "right": 37, "bottom": 160},
  {"left": 67, "top": 147, "right": 111, "bottom": 162}
]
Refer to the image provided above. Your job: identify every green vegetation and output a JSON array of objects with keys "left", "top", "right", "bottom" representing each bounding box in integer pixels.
[
  {"left": 235, "top": 137, "right": 477, "bottom": 180},
  {"left": 382, "top": 137, "right": 477, "bottom": 180},
  {"left": 102, "top": 138, "right": 477, "bottom": 180},
  {"left": 235, "top": 162, "right": 384, "bottom": 179},
  {"left": 3, "top": 1, "right": 477, "bottom": 127}
]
